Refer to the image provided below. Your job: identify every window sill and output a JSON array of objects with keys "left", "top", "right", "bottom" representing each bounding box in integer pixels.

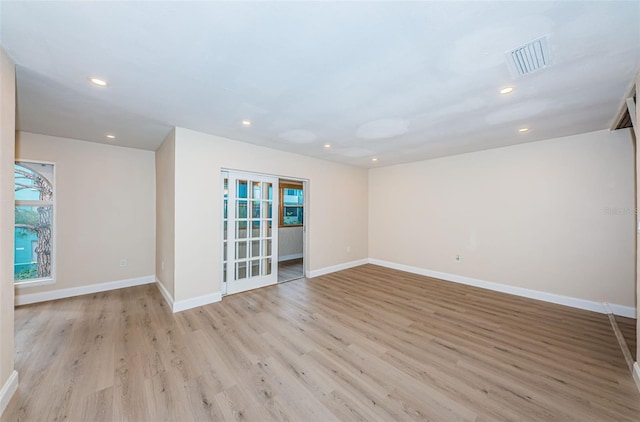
[{"left": 14, "top": 278, "right": 55, "bottom": 289}]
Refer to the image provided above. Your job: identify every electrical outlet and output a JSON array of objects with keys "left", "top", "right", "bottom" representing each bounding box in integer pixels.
[
  {"left": 346, "top": 245, "right": 351, "bottom": 253},
  {"left": 455, "top": 255, "right": 461, "bottom": 263},
  {"left": 120, "top": 259, "right": 127, "bottom": 267},
  {"left": 161, "top": 260, "right": 165, "bottom": 271}
]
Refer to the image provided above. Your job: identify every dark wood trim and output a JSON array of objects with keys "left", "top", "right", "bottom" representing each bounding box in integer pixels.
[{"left": 278, "top": 180, "right": 304, "bottom": 227}]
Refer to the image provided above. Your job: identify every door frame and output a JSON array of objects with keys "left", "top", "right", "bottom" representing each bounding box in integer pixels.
[
  {"left": 220, "top": 169, "right": 310, "bottom": 296},
  {"left": 277, "top": 177, "right": 308, "bottom": 282}
]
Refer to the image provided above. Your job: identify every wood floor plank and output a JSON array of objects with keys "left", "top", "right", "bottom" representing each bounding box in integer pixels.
[
  {"left": 615, "top": 314, "right": 637, "bottom": 361},
  {"left": 3, "top": 264, "right": 639, "bottom": 421},
  {"left": 278, "top": 258, "right": 304, "bottom": 283}
]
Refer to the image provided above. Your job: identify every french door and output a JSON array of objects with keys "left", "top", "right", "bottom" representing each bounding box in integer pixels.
[{"left": 223, "top": 171, "right": 278, "bottom": 295}]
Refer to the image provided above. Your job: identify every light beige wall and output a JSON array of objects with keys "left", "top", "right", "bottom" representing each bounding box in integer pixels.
[
  {"left": 155, "top": 130, "right": 175, "bottom": 298},
  {"left": 0, "top": 46, "right": 16, "bottom": 398},
  {"left": 15, "top": 132, "right": 156, "bottom": 298},
  {"left": 278, "top": 226, "right": 303, "bottom": 260},
  {"left": 635, "top": 70, "right": 639, "bottom": 362},
  {"left": 370, "top": 129, "right": 635, "bottom": 307},
  {"left": 173, "top": 127, "right": 368, "bottom": 301}
]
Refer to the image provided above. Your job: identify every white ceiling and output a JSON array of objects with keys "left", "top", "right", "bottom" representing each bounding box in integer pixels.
[{"left": 1, "top": 1, "right": 638, "bottom": 167}]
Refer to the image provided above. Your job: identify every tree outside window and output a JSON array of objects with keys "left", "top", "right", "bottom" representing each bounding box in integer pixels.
[{"left": 14, "top": 161, "right": 54, "bottom": 282}]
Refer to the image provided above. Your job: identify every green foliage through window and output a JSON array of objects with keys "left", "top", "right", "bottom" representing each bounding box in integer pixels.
[{"left": 14, "top": 161, "right": 54, "bottom": 282}]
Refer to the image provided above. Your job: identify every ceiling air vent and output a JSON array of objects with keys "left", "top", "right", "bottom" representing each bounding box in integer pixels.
[{"left": 505, "top": 36, "right": 552, "bottom": 78}]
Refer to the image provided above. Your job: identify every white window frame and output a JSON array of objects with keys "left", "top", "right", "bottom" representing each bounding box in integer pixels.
[{"left": 14, "top": 159, "right": 56, "bottom": 288}]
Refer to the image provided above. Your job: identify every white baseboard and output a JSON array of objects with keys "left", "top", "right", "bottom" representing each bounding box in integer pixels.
[
  {"left": 278, "top": 253, "right": 303, "bottom": 262},
  {"left": 369, "top": 259, "right": 636, "bottom": 318},
  {"left": 155, "top": 277, "right": 174, "bottom": 310},
  {"left": 173, "top": 292, "right": 222, "bottom": 313},
  {"left": 307, "top": 259, "right": 368, "bottom": 278},
  {"left": 603, "top": 302, "right": 637, "bottom": 319},
  {"left": 15, "top": 275, "right": 155, "bottom": 306},
  {"left": 155, "top": 277, "right": 221, "bottom": 313},
  {"left": 634, "top": 362, "right": 640, "bottom": 393},
  {"left": 0, "top": 370, "right": 18, "bottom": 417}
]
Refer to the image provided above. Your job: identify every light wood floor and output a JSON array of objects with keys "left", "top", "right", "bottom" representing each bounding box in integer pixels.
[
  {"left": 277, "top": 258, "right": 303, "bottom": 283},
  {"left": 4, "top": 264, "right": 639, "bottom": 421},
  {"left": 615, "top": 315, "right": 637, "bottom": 361}
]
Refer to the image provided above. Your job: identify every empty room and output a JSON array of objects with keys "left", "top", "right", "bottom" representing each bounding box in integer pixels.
[{"left": 1, "top": 1, "right": 640, "bottom": 421}]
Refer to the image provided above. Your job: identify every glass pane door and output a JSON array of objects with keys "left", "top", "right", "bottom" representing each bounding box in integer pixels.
[{"left": 224, "top": 171, "right": 278, "bottom": 295}]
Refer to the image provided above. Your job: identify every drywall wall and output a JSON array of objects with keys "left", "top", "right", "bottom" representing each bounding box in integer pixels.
[
  {"left": 633, "top": 71, "right": 640, "bottom": 362},
  {"left": 14, "top": 132, "right": 156, "bottom": 299},
  {"left": 369, "top": 129, "right": 635, "bottom": 307},
  {"left": 0, "top": 46, "right": 17, "bottom": 414},
  {"left": 172, "top": 127, "right": 368, "bottom": 302},
  {"left": 155, "top": 130, "right": 175, "bottom": 299},
  {"left": 278, "top": 226, "right": 303, "bottom": 261}
]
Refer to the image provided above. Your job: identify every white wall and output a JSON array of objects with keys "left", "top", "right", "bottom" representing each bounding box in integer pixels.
[
  {"left": 0, "top": 46, "right": 17, "bottom": 414},
  {"left": 156, "top": 130, "right": 175, "bottom": 298},
  {"left": 369, "top": 129, "right": 636, "bottom": 308},
  {"left": 169, "top": 127, "right": 368, "bottom": 302},
  {"left": 278, "top": 226, "right": 303, "bottom": 261},
  {"left": 15, "top": 132, "right": 156, "bottom": 299}
]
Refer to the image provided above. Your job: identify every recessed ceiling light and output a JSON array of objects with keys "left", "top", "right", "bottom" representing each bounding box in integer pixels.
[
  {"left": 106, "top": 134, "right": 116, "bottom": 139},
  {"left": 519, "top": 127, "right": 529, "bottom": 133},
  {"left": 500, "top": 87, "right": 514, "bottom": 94},
  {"left": 242, "top": 120, "right": 252, "bottom": 126},
  {"left": 89, "top": 77, "right": 108, "bottom": 87},
  {"left": 323, "top": 144, "right": 331, "bottom": 149},
  {"left": 371, "top": 157, "right": 378, "bottom": 162}
]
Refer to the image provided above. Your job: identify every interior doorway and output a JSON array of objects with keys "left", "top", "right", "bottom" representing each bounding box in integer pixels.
[
  {"left": 277, "top": 179, "right": 305, "bottom": 283},
  {"left": 221, "top": 171, "right": 307, "bottom": 295},
  {"left": 611, "top": 83, "right": 637, "bottom": 374}
]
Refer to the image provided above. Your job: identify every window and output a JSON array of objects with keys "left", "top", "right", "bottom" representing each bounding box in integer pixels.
[
  {"left": 279, "top": 181, "right": 303, "bottom": 226},
  {"left": 14, "top": 161, "right": 55, "bottom": 283}
]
